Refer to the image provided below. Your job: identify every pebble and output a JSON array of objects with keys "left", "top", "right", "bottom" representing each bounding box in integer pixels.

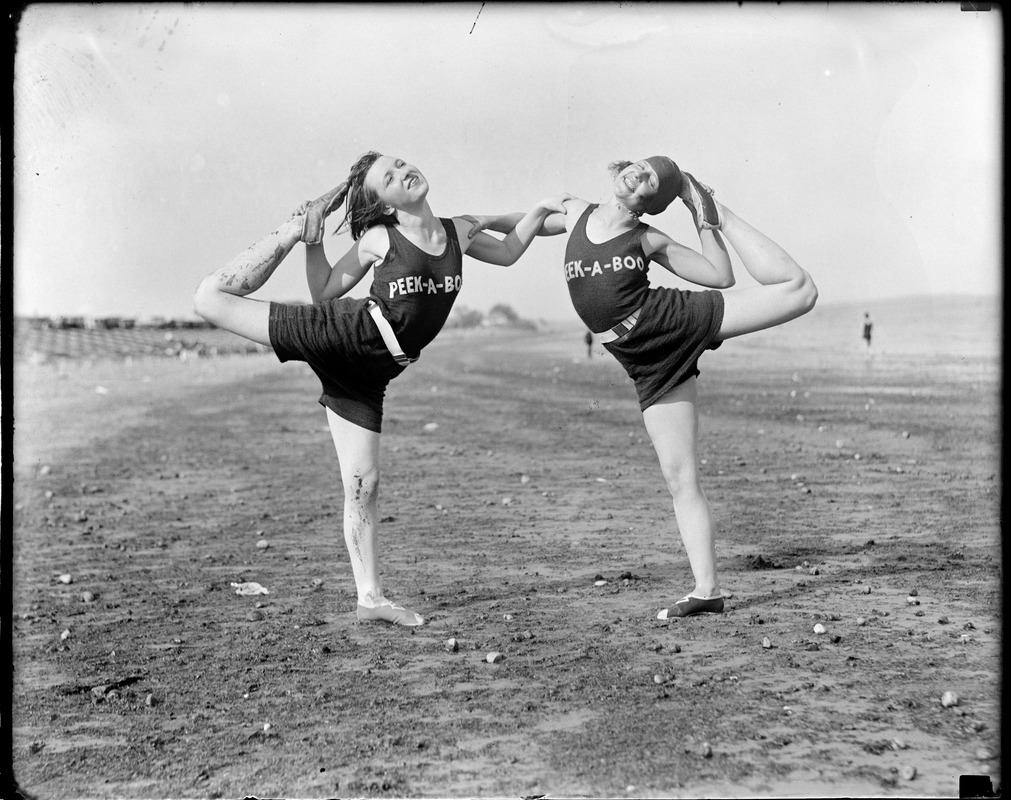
[
  {"left": 520, "top": 475, "right": 530, "bottom": 484},
  {"left": 444, "top": 638, "right": 458, "bottom": 652},
  {"left": 938, "top": 616, "right": 950, "bottom": 625},
  {"left": 58, "top": 574, "right": 73, "bottom": 585},
  {"left": 762, "top": 637, "right": 772, "bottom": 649},
  {"left": 501, "top": 497, "right": 513, "bottom": 506},
  {"left": 486, "top": 651, "right": 504, "bottom": 664},
  {"left": 594, "top": 580, "right": 608, "bottom": 587},
  {"left": 423, "top": 423, "right": 439, "bottom": 432},
  {"left": 813, "top": 623, "right": 827, "bottom": 635},
  {"left": 906, "top": 596, "right": 920, "bottom": 605},
  {"left": 900, "top": 765, "right": 917, "bottom": 781},
  {"left": 246, "top": 610, "right": 263, "bottom": 622},
  {"left": 700, "top": 742, "right": 713, "bottom": 759},
  {"left": 940, "top": 691, "right": 959, "bottom": 708},
  {"left": 653, "top": 674, "right": 665, "bottom": 685},
  {"left": 256, "top": 540, "right": 270, "bottom": 550},
  {"left": 81, "top": 591, "right": 96, "bottom": 603},
  {"left": 145, "top": 693, "right": 157, "bottom": 707}
]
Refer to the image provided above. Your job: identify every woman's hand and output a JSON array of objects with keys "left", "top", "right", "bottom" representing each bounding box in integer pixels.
[
  {"left": 537, "top": 193, "right": 572, "bottom": 215},
  {"left": 460, "top": 214, "right": 496, "bottom": 240}
]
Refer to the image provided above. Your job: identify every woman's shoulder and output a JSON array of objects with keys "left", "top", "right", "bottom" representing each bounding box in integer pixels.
[
  {"left": 638, "top": 223, "right": 679, "bottom": 255},
  {"left": 358, "top": 224, "right": 392, "bottom": 262}
]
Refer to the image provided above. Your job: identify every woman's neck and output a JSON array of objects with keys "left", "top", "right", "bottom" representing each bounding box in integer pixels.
[
  {"left": 393, "top": 200, "right": 439, "bottom": 234},
  {"left": 597, "top": 196, "right": 641, "bottom": 230}
]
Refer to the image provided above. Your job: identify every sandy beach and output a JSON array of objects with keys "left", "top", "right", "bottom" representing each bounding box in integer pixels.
[{"left": 9, "top": 296, "right": 1001, "bottom": 798}]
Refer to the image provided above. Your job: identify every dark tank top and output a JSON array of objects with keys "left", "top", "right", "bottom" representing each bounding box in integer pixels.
[
  {"left": 369, "top": 218, "right": 463, "bottom": 357},
  {"left": 564, "top": 204, "right": 650, "bottom": 333}
]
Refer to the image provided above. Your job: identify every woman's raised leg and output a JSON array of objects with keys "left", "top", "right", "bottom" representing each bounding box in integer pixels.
[
  {"left": 193, "top": 216, "right": 305, "bottom": 345},
  {"left": 641, "top": 377, "right": 725, "bottom": 618},
  {"left": 325, "top": 409, "right": 424, "bottom": 626},
  {"left": 714, "top": 204, "right": 818, "bottom": 341}
]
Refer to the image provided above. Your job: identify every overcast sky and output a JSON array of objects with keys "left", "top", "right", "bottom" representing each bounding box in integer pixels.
[{"left": 12, "top": 3, "right": 1002, "bottom": 322}]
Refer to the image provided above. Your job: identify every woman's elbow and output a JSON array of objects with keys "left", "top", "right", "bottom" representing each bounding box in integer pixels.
[
  {"left": 719, "top": 274, "right": 736, "bottom": 290},
  {"left": 795, "top": 270, "right": 818, "bottom": 313}
]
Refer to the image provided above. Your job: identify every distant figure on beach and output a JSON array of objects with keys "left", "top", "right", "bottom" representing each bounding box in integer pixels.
[
  {"left": 584, "top": 329, "right": 594, "bottom": 358},
  {"left": 467, "top": 156, "right": 817, "bottom": 620},
  {"left": 862, "top": 312, "right": 873, "bottom": 350},
  {"left": 194, "top": 151, "right": 566, "bottom": 627}
]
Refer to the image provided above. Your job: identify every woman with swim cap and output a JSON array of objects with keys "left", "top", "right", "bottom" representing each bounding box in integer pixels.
[
  {"left": 468, "top": 156, "right": 817, "bottom": 619},
  {"left": 195, "top": 151, "right": 567, "bottom": 626}
]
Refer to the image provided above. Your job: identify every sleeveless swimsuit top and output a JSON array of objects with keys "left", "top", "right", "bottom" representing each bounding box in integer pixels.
[
  {"left": 563, "top": 204, "right": 650, "bottom": 333},
  {"left": 369, "top": 218, "right": 463, "bottom": 356}
]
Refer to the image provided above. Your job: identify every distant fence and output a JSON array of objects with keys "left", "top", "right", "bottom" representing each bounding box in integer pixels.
[
  {"left": 15, "top": 317, "right": 267, "bottom": 362},
  {"left": 21, "top": 316, "right": 215, "bottom": 331}
]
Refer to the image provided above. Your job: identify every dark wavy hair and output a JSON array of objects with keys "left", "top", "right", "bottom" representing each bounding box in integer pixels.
[
  {"left": 608, "top": 160, "right": 633, "bottom": 176},
  {"left": 333, "top": 151, "right": 400, "bottom": 240}
]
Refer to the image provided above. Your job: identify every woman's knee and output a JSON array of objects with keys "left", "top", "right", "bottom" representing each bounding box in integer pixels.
[
  {"left": 344, "top": 467, "right": 380, "bottom": 506},
  {"left": 193, "top": 277, "right": 222, "bottom": 325},
  {"left": 657, "top": 456, "right": 700, "bottom": 498}
]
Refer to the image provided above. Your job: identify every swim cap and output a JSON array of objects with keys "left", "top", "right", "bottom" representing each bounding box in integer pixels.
[{"left": 641, "top": 156, "right": 683, "bottom": 215}]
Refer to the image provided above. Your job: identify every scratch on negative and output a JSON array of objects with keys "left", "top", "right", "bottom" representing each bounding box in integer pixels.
[{"left": 469, "top": 2, "right": 485, "bottom": 34}]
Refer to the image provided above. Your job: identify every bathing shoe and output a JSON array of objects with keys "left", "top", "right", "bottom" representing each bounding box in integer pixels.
[
  {"left": 657, "top": 594, "right": 725, "bottom": 620},
  {"left": 356, "top": 601, "right": 425, "bottom": 626},
  {"left": 301, "top": 181, "right": 348, "bottom": 245},
  {"left": 682, "top": 173, "right": 722, "bottom": 230}
]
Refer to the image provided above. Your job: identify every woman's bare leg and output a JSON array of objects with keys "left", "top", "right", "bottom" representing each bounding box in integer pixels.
[
  {"left": 642, "top": 377, "right": 724, "bottom": 617},
  {"left": 325, "top": 409, "right": 424, "bottom": 626},
  {"left": 193, "top": 216, "right": 304, "bottom": 345},
  {"left": 714, "top": 204, "right": 818, "bottom": 341}
]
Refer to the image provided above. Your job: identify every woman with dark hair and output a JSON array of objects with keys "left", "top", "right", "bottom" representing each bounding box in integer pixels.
[
  {"left": 468, "top": 156, "right": 817, "bottom": 619},
  {"left": 195, "top": 151, "right": 566, "bottom": 626}
]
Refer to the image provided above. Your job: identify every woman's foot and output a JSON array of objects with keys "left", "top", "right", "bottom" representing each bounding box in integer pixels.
[
  {"left": 681, "top": 173, "right": 722, "bottom": 230},
  {"left": 657, "top": 594, "right": 725, "bottom": 620},
  {"left": 301, "top": 181, "right": 349, "bottom": 245},
  {"left": 356, "top": 599, "right": 425, "bottom": 626}
]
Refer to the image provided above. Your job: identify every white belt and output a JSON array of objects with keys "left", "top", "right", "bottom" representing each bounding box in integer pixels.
[
  {"left": 367, "top": 301, "right": 416, "bottom": 367},
  {"left": 597, "top": 307, "right": 642, "bottom": 344}
]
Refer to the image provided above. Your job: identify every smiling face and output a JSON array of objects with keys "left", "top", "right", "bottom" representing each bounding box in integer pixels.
[
  {"left": 363, "top": 155, "right": 429, "bottom": 212},
  {"left": 612, "top": 160, "right": 661, "bottom": 215}
]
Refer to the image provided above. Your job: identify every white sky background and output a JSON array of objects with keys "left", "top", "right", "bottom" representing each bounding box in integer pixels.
[{"left": 12, "top": 2, "right": 1002, "bottom": 321}]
